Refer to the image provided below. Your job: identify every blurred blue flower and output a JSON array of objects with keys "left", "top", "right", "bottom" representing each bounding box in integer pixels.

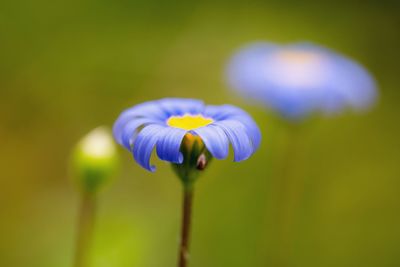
[
  {"left": 113, "top": 98, "right": 261, "bottom": 171},
  {"left": 226, "top": 42, "right": 378, "bottom": 119}
]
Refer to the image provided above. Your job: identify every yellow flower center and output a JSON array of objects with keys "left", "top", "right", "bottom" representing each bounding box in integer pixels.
[
  {"left": 167, "top": 114, "right": 214, "bottom": 130},
  {"left": 276, "top": 50, "right": 320, "bottom": 65},
  {"left": 268, "top": 49, "right": 325, "bottom": 88}
]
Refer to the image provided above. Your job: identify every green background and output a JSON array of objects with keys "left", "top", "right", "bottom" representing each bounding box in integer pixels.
[{"left": 1, "top": 0, "right": 399, "bottom": 266}]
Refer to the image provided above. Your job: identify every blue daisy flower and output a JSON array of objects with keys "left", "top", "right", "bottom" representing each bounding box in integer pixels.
[
  {"left": 226, "top": 42, "right": 378, "bottom": 119},
  {"left": 113, "top": 98, "right": 261, "bottom": 172}
]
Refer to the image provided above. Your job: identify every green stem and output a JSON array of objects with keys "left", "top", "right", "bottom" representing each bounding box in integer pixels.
[
  {"left": 276, "top": 123, "right": 305, "bottom": 266},
  {"left": 178, "top": 186, "right": 194, "bottom": 267},
  {"left": 74, "top": 193, "right": 96, "bottom": 267}
]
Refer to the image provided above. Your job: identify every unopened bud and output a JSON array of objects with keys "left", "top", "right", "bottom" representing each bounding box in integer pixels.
[
  {"left": 72, "top": 127, "right": 118, "bottom": 194},
  {"left": 171, "top": 133, "right": 212, "bottom": 187}
]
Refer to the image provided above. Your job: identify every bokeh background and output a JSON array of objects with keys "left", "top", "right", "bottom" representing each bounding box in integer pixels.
[{"left": 1, "top": 0, "right": 399, "bottom": 266}]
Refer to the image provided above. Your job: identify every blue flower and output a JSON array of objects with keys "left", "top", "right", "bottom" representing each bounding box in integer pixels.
[
  {"left": 113, "top": 98, "right": 261, "bottom": 172},
  {"left": 226, "top": 42, "right": 378, "bottom": 119}
]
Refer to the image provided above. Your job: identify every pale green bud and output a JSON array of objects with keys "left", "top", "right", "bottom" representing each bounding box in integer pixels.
[{"left": 72, "top": 127, "right": 118, "bottom": 194}]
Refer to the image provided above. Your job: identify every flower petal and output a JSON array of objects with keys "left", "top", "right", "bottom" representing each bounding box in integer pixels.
[
  {"left": 213, "top": 120, "right": 253, "bottom": 161},
  {"left": 113, "top": 102, "right": 167, "bottom": 142},
  {"left": 325, "top": 57, "right": 377, "bottom": 112},
  {"left": 204, "top": 105, "right": 261, "bottom": 150},
  {"left": 119, "top": 118, "right": 159, "bottom": 150},
  {"left": 133, "top": 124, "right": 166, "bottom": 171},
  {"left": 156, "top": 127, "right": 187, "bottom": 164},
  {"left": 192, "top": 125, "right": 229, "bottom": 159},
  {"left": 158, "top": 98, "right": 205, "bottom": 117}
]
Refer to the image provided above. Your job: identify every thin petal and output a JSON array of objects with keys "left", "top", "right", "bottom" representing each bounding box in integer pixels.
[
  {"left": 204, "top": 105, "right": 261, "bottom": 150},
  {"left": 227, "top": 43, "right": 279, "bottom": 99},
  {"left": 326, "top": 57, "right": 377, "bottom": 111},
  {"left": 158, "top": 98, "right": 205, "bottom": 117},
  {"left": 192, "top": 125, "right": 229, "bottom": 159},
  {"left": 119, "top": 118, "right": 159, "bottom": 150},
  {"left": 133, "top": 124, "right": 166, "bottom": 172},
  {"left": 156, "top": 127, "right": 187, "bottom": 164},
  {"left": 113, "top": 102, "right": 167, "bottom": 142},
  {"left": 213, "top": 120, "right": 253, "bottom": 161}
]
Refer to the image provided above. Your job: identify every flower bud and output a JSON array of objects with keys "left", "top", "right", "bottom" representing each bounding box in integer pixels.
[
  {"left": 72, "top": 127, "right": 118, "bottom": 194},
  {"left": 171, "top": 134, "right": 212, "bottom": 188}
]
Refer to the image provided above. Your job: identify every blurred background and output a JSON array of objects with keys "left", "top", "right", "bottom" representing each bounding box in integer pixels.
[{"left": 1, "top": 0, "right": 399, "bottom": 266}]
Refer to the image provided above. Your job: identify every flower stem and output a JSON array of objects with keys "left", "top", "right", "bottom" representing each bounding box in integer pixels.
[
  {"left": 275, "top": 123, "right": 306, "bottom": 266},
  {"left": 74, "top": 192, "right": 96, "bottom": 267},
  {"left": 178, "top": 186, "right": 194, "bottom": 267}
]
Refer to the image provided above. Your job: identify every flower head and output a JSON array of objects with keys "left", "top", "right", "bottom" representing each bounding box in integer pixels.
[
  {"left": 113, "top": 98, "right": 261, "bottom": 174},
  {"left": 226, "top": 42, "right": 378, "bottom": 119}
]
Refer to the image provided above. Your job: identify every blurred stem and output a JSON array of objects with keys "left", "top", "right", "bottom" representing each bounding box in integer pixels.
[
  {"left": 178, "top": 185, "right": 194, "bottom": 267},
  {"left": 74, "top": 192, "right": 96, "bottom": 267},
  {"left": 276, "top": 123, "right": 305, "bottom": 266}
]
